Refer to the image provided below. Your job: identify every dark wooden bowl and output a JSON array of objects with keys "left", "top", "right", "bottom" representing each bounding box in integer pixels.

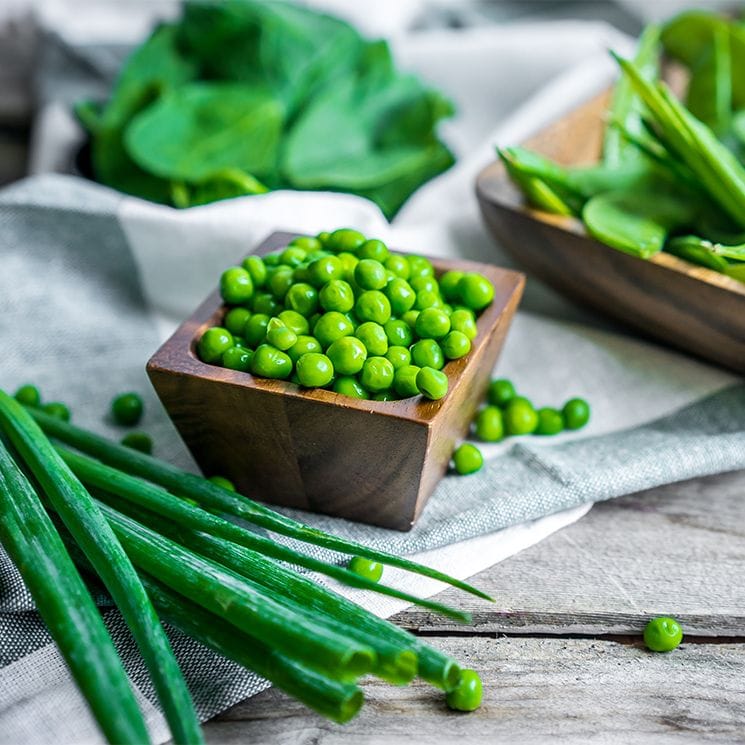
[
  {"left": 147, "top": 231, "right": 524, "bottom": 531},
  {"left": 476, "top": 89, "right": 745, "bottom": 374}
]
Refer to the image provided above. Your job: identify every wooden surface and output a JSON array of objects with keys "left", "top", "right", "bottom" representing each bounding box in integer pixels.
[
  {"left": 475, "top": 91, "right": 745, "bottom": 374},
  {"left": 148, "top": 231, "right": 524, "bottom": 530},
  {"left": 203, "top": 468, "right": 745, "bottom": 743}
]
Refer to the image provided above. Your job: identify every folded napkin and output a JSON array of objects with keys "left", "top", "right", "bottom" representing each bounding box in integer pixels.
[{"left": 1, "top": 14, "right": 743, "bottom": 745}]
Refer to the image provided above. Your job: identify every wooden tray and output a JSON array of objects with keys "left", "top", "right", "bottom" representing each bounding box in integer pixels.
[
  {"left": 476, "top": 89, "right": 745, "bottom": 373},
  {"left": 147, "top": 231, "right": 524, "bottom": 531}
]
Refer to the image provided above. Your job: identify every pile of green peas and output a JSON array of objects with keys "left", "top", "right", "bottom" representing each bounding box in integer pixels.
[
  {"left": 197, "top": 228, "right": 496, "bottom": 401},
  {"left": 451, "top": 378, "right": 591, "bottom": 475}
]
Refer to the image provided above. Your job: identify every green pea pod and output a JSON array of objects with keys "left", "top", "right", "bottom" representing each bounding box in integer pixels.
[
  {"left": 666, "top": 235, "right": 731, "bottom": 271},
  {"left": 604, "top": 23, "right": 661, "bottom": 167},
  {"left": 499, "top": 150, "right": 575, "bottom": 216},
  {"left": 725, "top": 263, "right": 745, "bottom": 283},
  {"left": 583, "top": 188, "right": 693, "bottom": 259}
]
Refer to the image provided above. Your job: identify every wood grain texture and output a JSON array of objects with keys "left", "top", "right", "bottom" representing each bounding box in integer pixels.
[
  {"left": 393, "top": 470, "right": 745, "bottom": 636},
  {"left": 148, "top": 231, "right": 524, "bottom": 530},
  {"left": 203, "top": 636, "right": 745, "bottom": 745},
  {"left": 475, "top": 90, "right": 745, "bottom": 374}
]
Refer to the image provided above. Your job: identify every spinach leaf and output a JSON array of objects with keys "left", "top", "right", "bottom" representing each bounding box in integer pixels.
[{"left": 125, "top": 83, "right": 284, "bottom": 182}]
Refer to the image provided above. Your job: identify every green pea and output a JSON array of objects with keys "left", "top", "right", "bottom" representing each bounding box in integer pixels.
[
  {"left": 414, "top": 289, "right": 441, "bottom": 311},
  {"left": 385, "top": 278, "right": 416, "bottom": 315},
  {"left": 415, "top": 307, "right": 451, "bottom": 340},
  {"left": 316, "top": 230, "right": 331, "bottom": 245},
  {"left": 357, "top": 238, "right": 389, "bottom": 262},
  {"left": 535, "top": 407, "right": 564, "bottom": 435},
  {"left": 326, "top": 228, "right": 366, "bottom": 253},
  {"left": 291, "top": 263, "right": 311, "bottom": 284},
  {"left": 487, "top": 378, "right": 516, "bottom": 407},
  {"left": 384, "top": 253, "right": 410, "bottom": 279},
  {"left": 224, "top": 307, "right": 251, "bottom": 337},
  {"left": 268, "top": 265, "right": 294, "bottom": 299},
  {"left": 232, "top": 337, "right": 248, "bottom": 348},
  {"left": 393, "top": 364, "right": 421, "bottom": 398},
  {"left": 319, "top": 279, "right": 355, "bottom": 313},
  {"left": 410, "top": 339, "right": 444, "bottom": 370},
  {"left": 355, "top": 290, "right": 391, "bottom": 324},
  {"left": 450, "top": 308, "right": 478, "bottom": 340},
  {"left": 43, "top": 402, "right": 71, "bottom": 421},
  {"left": 222, "top": 346, "right": 253, "bottom": 371},
  {"left": 439, "top": 270, "right": 464, "bottom": 302},
  {"left": 121, "top": 431, "right": 152, "bottom": 454},
  {"left": 347, "top": 556, "right": 383, "bottom": 582},
  {"left": 452, "top": 443, "right": 483, "bottom": 475},
  {"left": 263, "top": 253, "right": 280, "bottom": 267},
  {"left": 410, "top": 275, "right": 438, "bottom": 294},
  {"left": 458, "top": 272, "right": 495, "bottom": 310},
  {"left": 111, "top": 392, "right": 143, "bottom": 426},
  {"left": 251, "top": 344, "right": 293, "bottom": 379},
  {"left": 474, "top": 406, "right": 504, "bottom": 442},
  {"left": 282, "top": 283, "right": 317, "bottom": 317},
  {"left": 416, "top": 366, "right": 448, "bottom": 400},
  {"left": 384, "top": 319, "right": 413, "bottom": 347},
  {"left": 360, "top": 357, "right": 395, "bottom": 392},
  {"left": 401, "top": 309, "right": 420, "bottom": 329},
  {"left": 287, "top": 335, "right": 323, "bottom": 364},
  {"left": 243, "top": 314, "right": 270, "bottom": 347},
  {"left": 355, "top": 322, "right": 388, "bottom": 356},
  {"left": 407, "top": 255, "right": 435, "bottom": 279},
  {"left": 354, "top": 259, "right": 388, "bottom": 291},
  {"left": 208, "top": 475, "right": 235, "bottom": 491},
  {"left": 504, "top": 397, "right": 538, "bottom": 436},
  {"left": 251, "top": 291, "right": 282, "bottom": 317},
  {"left": 14, "top": 384, "right": 41, "bottom": 408},
  {"left": 308, "top": 255, "right": 343, "bottom": 287},
  {"left": 279, "top": 245, "right": 307, "bottom": 268},
  {"left": 643, "top": 616, "right": 683, "bottom": 652},
  {"left": 265, "top": 318, "right": 297, "bottom": 351},
  {"left": 327, "top": 336, "right": 367, "bottom": 375},
  {"left": 220, "top": 266, "right": 254, "bottom": 305},
  {"left": 562, "top": 397, "right": 591, "bottom": 430},
  {"left": 277, "top": 309, "right": 310, "bottom": 336},
  {"left": 242, "top": 255, "right": 267, "bottom": 287},
  {"left": 446, "top": 669, "right": 482, "bottom": 712},
  {"left": 373, "top": 390, "right": 396, "bottom": 401},
  {"left": 336, "top": 251, "right": 359, "bottom": 279},
  {"left": 289, "top": 235, "right": 322, "bottom": 252},
  {"left": 441, "top": 330, "right": 471, "bottom": 359},
  {"left": 313, "top": 312, "right": 354, "bottom": 348},
  {"left": 385, "top": 346, "right": 412, "bottom": 370},
  {"left": 333, "top": 376, "right": 370, "bottom": 399},
  {"left": 296, "top": 352, "right": 334, "bottom": 387},
  {"left": 198, "top": 326, "right": 234, "bottom": 363}
]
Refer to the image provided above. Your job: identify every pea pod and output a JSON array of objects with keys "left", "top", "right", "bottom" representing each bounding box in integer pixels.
[
  {"left": 582, "top": 188, "right": 693, "bottom": 258},
  {"left": 604, "top": 23, "right": 661, "bottom": 166},
  {"left": 666, "top": 235, "right": 731, "bottom": 271},
  {"left": 499, "top": 149, "right": 575, "bottom": 216}
]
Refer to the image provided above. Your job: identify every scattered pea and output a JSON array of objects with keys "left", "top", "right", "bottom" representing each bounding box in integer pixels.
[
  {"left": 14, "top": 384, "right": 41, "bottom": 407},
  {"left": 562, "top": 397, "right": 591, "bottom": 430},
  {"left": 446, "top": 669, "right": 482, "bottom": 712},
  {"left": 121, "top": 431, "right": 152, "bottom": 454},
  {"left": 535, "top": 407, "right": 564, "bottom": 435},
  {"left": 474, "top": 406, "right": 503, "bottom": 442},
  {"left": 111, "top": 392, "right": 143, "bottom": 426},
  {"left": 452, "top": 443, "right": 483, "bottom": 475},
  {"left": 504, "top": 397, "right": 539, "bottom": 436},
  {"left": 644, "top": 616, "right": 683, "bottom": 652},
  {"left": 347, "top": 556, "right": 384, "bottom": 582},
  {"left": 487, "top": 378, "right": 516, "bottom": 407},
  {"left": 43, "top": 402, "right": 71, "bottom": 422}
]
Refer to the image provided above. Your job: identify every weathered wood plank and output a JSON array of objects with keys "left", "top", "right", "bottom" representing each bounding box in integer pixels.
[
  {"left": 203, "top": 636, "right": 745, "bottom": 744},
  {"left": 393, "top": 470, "right": 745, "bottom": 636}
]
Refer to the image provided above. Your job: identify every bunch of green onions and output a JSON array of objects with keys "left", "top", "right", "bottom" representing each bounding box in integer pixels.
[{"left": 0, "top": 390, "right": 489, "bottom": 743}]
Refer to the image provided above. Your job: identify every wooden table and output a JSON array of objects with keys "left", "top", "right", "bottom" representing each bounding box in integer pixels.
[{"left": 203, "top": 469, "right": 745, "bottom": 743}]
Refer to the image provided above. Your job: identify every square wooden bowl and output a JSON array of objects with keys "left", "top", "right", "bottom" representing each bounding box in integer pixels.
[
  {"left": 147, "top": 231, "right": 524, "bottom": 531},
  {"left": 476, "top": 89, "right": 745, "bottom": 373}
]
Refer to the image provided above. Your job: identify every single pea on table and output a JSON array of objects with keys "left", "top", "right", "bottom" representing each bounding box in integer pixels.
[{"left": 197, "top": 229, "right": 497, "bottom": 402}]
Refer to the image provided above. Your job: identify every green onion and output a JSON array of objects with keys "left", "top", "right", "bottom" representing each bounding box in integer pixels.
[
  {"left": 96, "top": 501, "right": 377, "bottom": 679},
  {"left": 29, "top": 409, "right": 493, "bottom": 602},
  {"left": 58, "top": 445, "right": 469, "bottom": 622},
  {"left": 0, "top": 440, "right": 150, "bottom": 745},
  {"left": 0, "top": 392, "right": 203, "bottom": 745}
]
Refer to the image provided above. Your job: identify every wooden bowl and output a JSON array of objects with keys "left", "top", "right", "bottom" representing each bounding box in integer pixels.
[
  {"left": 476, "top": 89, "right": 745, "bottom": 374},
  {"left": 147, "top": 231, "right": 524, "bottom": 531}
]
